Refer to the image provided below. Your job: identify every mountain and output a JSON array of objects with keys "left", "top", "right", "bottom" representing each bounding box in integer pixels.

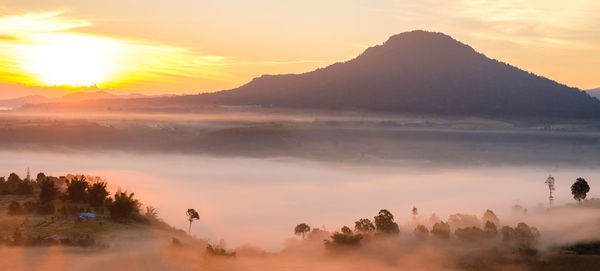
[
  {"left": 587, "top": 88, "right": 600, "bottom": 99},
  {"left": 0, "top": 91, "right": 151, "bottom": 109},
  {"left": 0, "top": 95, "right": 50, "bottom": 109},
  {"left": 196, "top": 30, "right": 600, "bottom": 117}
]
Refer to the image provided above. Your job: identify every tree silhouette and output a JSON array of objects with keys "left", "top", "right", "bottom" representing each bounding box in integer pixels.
[
  {"left": 66, "top": 175, "right": 88, "bottom": 202},
  {"left": 483, "top": 221, "right": 498, "bottom": 239},
  {"left": 341, "top": 226, "right": 352, "bottom": 235},
  {"left": 39, "top": 178, "right": 58, "bottom": 203},
  {"left": 354, "top": 218, "right": 375, "bottom": 233},
  {"left": 294, "top": 223, "right": 311, "bottom": 239},
  {"left": 108, "top": 192, "right": 140, "bottom": 221},
  {"left": 374, "top": 209, "right": 400, "bottom": 234},
  {"left": 481, "top": 209, "right": 500, "bottom": 226},
  {"left": 6, "top": 173, "right": 21, "bottom": 194},
  {"left": 431, "top": 221, "right": 450, "bottom": 240},
  {"left": 571, "top": 177, "right": 590, "bottom": 203},
  {"left": 87, "top": 182, "right": 109, "bottom": 207},
  {"left": 413, "top": 224, "right": 429, "bottom": 239},
  {"left": 186, "top": 208, "right": 200, "bottom": 235},
  {"left": 545, "top": 175, "right": 556, "bottom": 207}
]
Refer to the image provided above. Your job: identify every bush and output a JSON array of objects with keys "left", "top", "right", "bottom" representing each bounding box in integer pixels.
[
  {"left": 107, "top": 192, "right": 140, "bottom": 222},
  {"left": 8, "top": 201, "right": 23, "bottom": 215},
  {"left": 37, "top": 201, "right": 55, "bottom": 215},
  {"left": 23, "top": 200, "right": 38, "bottom": 213},
  {"left": 206, "top": 244, "right": 236, "bottom": 257}
]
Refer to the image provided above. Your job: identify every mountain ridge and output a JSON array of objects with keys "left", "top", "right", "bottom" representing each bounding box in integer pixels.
[{"left": 197, "top": 30, "right": 600, "bottom": 117}]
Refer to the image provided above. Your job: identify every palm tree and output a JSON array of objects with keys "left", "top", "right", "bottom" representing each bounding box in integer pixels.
[
  {"left": 545, "top": 175, "right": 555, "bottom": 208},
  {"left": 186, "top": 208, "right": 200, "bottom": 235}
]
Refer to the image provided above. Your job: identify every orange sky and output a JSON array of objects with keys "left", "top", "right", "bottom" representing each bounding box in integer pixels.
[{"left": 0, "top": 0, "right": 599, "bottom": 98}]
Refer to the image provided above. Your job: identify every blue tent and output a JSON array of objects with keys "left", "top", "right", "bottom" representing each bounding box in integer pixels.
[{"left": 79, "top": 212, "right": 96, "bottom": 218}]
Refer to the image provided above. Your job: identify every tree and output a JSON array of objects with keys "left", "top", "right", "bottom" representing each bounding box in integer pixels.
[
  {"left": 545, "top": 175, "right": 556, "bottom": 207},
  {"left": 66, "top": 175, "right": 88, "bottom": 202},
  {"left": 39, "top": 178, "right": 58, "bottom": 203},
  {"left": 186, "top": 208, "right": 200, "bottom": 235},
  {"left": 501, "top": 226, "right": 516, "bottom": 242},
  {"left": 431, "top": 221, "right": 450, "bottom": 240},
  {"left": 36, "top": 172, "right": 46, "bottom": 183},
  {"left": 515, "top": 222, "right": 540, "bottom": 248},
  {"left": 15, "top": 179, "right": 34, "bottom": 194},
  {"left": 341, "top": 226, "right": 352, "bottom": 235},
  {"left": 481, "top": 209, "right": 500, "bottom": 226},
  {"left": 448, "top": 213, "right": 480, "bottom": 229},
  {"left": 374, "top": 209, "right": 399, "bottom": 234},
  {"left": 108, "top": 192, "right": 140, "bottom": 221},
  {"left": 354, "top": 218, "right": 375, "bottom": 233},
  {"left": 294, "top": 223, "right": 311, "bottom": 239},
  {"left": 6, "top": 173, "right": 22, "bottom": 194},
  {"left": 413, "top": 224, "right": 429, "bottom": 239},
  {"left": 87, "top": 182, "right": 109, "bottom": 207},
  {"left": 455, "top": 227, "right": 484, "bottom": 241},
  {"left": 571, "top": 177, "right": 590, "bottom": 203},
  {"left": 0, "top": 177, "right": 6, "bottom": 194},
  {"left": 483, "top": 221, "right": 498, "bottom": 239}
]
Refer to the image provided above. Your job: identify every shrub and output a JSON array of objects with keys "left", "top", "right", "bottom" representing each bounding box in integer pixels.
[
  {"left": 37, "top": 201, "right": 55, "bottom": 215},
  {"left": 8, "top": 201, "right": 23, "bottom": 215},
  {"left": 23, "top": 200, "right": 38, "bottom": 213},
  {"left": 206, "top": 244, "right": 236, "bottom": 257}
]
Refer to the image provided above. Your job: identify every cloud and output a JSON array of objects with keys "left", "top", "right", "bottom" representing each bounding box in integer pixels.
[
  {"left": 0, "top": 11, "right": 232, "bottom": 90},
  {"left": 0, "top": 10, "right": 90, "bottom": 35}
]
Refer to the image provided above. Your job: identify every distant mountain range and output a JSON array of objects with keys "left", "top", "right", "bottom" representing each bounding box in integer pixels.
[
  {"left": 13, "top": 30, "right": 600, "bottom": 118},
  {"left": 0, "top": 91, "right": 153, "bottom": 109},
  {"left": 587, "top": 88, "right": 600, "bottom": 99}
]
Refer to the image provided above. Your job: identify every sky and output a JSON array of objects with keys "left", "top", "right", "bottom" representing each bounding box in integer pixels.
[{"left": 0, "top": 0, "right": 599, "bottom": 98}]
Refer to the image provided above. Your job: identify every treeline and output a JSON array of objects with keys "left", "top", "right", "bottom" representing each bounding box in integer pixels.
[
  {"left": 295, "top": 208, "right": 541, "bottom": 255},
  {"left": 2, "top": 172, "right": 142, "bottom": 222}
]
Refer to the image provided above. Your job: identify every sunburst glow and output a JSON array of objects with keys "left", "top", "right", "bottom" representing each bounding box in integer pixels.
[{"left": 22, "top": 34, "right": 118, "bottom": 87}]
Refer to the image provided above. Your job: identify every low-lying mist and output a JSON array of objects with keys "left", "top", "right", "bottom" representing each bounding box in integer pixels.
[{"left": 0, "top": 150, "right": 597, "bottom": 251}]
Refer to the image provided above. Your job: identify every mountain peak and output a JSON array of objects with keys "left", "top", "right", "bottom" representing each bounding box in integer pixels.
[{"left": 202, "top": 31, "right": 600, "bottom": 117}]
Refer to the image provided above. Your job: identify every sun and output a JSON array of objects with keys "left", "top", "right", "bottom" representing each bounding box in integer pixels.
[{"left": 23, "top": 33, "right": 118, "bottom": 87}]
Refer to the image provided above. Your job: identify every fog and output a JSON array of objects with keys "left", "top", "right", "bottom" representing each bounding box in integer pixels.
[
  {"left": 0, "top": 111, "right": 598, "bottom": 270},
  {"left": 0, "top": 150, "right": 597, "bottom": 251}
]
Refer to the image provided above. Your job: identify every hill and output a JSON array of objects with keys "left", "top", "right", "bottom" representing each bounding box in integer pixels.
[
  {"left": 200, "top": 30, "right": 600, "bottom": 117},
  {"left": 587, "top": 88, "right": 600, "bottom": 99},
  {"left": 0, "top": 91, "right": 151, "bottom": 109}
]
